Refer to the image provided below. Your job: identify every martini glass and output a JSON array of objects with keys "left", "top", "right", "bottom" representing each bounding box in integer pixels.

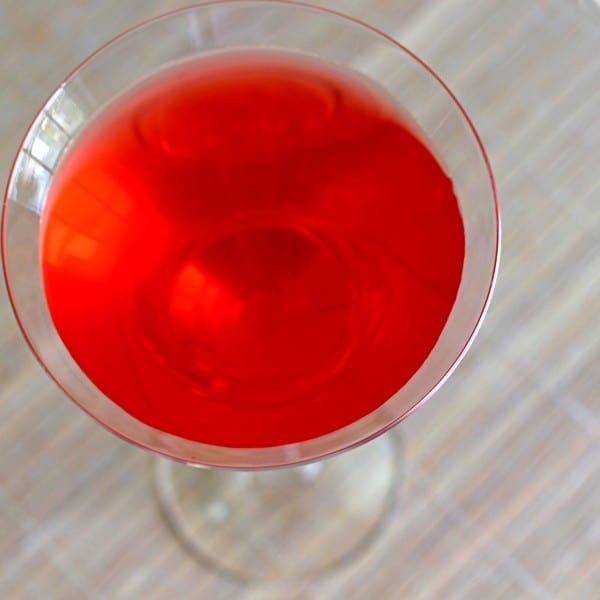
[{"left": 2, "top": 1, "right": 499, "bottom": 581}]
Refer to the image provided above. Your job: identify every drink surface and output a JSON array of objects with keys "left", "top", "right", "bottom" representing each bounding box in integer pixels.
[{"left": 41, "top": 49, "right": 465, "bottom": 447}]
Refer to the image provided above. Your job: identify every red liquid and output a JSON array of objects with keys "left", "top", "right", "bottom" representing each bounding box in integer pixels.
[{"left": 41, "top": 50, "right": 464, "bottom": 448}]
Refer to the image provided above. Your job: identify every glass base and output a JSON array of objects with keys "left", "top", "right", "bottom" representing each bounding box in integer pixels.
[{"left": 154, "top": 431, "right": 403, "bottom": 581}]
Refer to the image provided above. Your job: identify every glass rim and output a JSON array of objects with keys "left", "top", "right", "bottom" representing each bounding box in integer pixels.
[{"left": 2, "top": 0, "right": 500, "bottom": 469}]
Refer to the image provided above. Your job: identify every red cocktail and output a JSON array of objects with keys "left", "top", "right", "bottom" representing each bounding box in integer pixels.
[
  {"left": 40, "top": 49, "right": 464, "bottom": 448},
  {"left": 2, "top": 1, "right": 498, "bottom": 579}
]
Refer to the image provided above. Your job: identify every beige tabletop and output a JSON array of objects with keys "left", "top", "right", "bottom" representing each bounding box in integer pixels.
[{"left": 1, "top": 1, "right": 599, "bottom": 598}]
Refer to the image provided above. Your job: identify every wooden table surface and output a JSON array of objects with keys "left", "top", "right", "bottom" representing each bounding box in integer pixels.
[{"left": 1, "top": 1, "right": 599, "bottom": 598}]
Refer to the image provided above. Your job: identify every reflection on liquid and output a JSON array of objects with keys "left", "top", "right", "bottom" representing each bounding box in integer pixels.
[{"left": 137, "top": 223, "right": 357, "bottom": 404}]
